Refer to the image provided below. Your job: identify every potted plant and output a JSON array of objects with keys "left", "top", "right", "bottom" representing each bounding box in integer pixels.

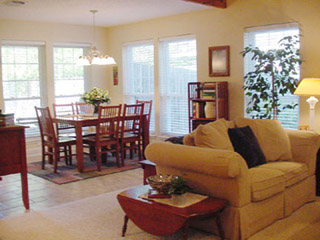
[
  {"left": 242, "top": 35, "right": 302, "bottom": 120},
  {"left": 168, "top": 176, "right": 192, "bottom": 205},
  {"left": 82, "top": 87, "right": 111, "bottom": 114}
]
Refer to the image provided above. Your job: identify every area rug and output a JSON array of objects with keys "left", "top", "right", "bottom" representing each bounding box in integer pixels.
[
  {"left": 0, "top": 189, "right": 320, "bottom": 240},
  {"left": 27, "top": 155, "right": 141, "bottom": 185}
]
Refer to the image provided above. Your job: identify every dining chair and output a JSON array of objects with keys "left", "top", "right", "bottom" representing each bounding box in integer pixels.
[
  {"left": 53, "top": 103, "right": 76, "bottom": 137},
  {"left": 136, "top": 100, "right": 152, "bottom": 129},
  {"left": 83, "top": 105, "right": 122, "bottom": 171},
  {"left": 35, "top": 106, "right": 76, "bottom": 173},
  {"left": 75, "top": 102, "right": 93, "bottom": 115},
  {"left": 120, "top": 103, "right": 144, "bottom": 166}
]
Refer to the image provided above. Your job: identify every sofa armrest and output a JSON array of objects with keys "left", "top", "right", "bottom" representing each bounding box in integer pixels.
[
  {"left": 145, "top": 142, "right": 251, "bottom": 207},
  {"left": 146, "top": 142, "right": 244, "bottom": 178},
  {"left": 285, "top": 129, "right": 320, "bottom": 174}
]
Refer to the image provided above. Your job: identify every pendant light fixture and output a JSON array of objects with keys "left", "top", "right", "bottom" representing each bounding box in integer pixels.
[{"left": 77, "top": 10, "right": 116, "bottom": 66}]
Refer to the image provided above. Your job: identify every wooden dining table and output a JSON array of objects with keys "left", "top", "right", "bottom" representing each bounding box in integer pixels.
[{"left": 52, "top": 114, "right": 150, "bottom": 172}]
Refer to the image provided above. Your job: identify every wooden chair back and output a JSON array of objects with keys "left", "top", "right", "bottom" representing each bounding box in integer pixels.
[
  {"left": 53, "top": 103, "right": 75, "bottom": 135},
  {"left": 35, "top": 106, "right": 57, "bottom": 145},
  {"left": 97, "top": 105, "right": 122, "bottom": 138},
  {"left": 121, "top": 103, "right": 144, "bottom": 135},
  {"left": 75, "top": 102, "right": 93, "bottom": 115},
  {"left": 136, "top": 100, "right": 152, "bottom": 127}
]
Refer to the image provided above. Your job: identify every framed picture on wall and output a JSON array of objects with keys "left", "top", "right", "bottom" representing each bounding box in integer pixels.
[
  {"left": 113, "top": 66, "right": 118, "bottom": 85},
  {"left": 209, "top": 46, "right": 230, "bottom": 77}
]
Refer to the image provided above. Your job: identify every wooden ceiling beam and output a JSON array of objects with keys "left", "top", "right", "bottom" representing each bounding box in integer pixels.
[{"left": 183, "top": 0, "right": 227, "bottom": 9}]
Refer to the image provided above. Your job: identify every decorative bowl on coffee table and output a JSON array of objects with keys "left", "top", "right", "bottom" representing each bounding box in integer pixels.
[{"left": 146, "top": 174, "right": 174, "bottom": 195}]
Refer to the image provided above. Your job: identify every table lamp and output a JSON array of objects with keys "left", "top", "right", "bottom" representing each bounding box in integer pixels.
[{"left": 294, "top": 78, "right": 320, "bottom": 130}]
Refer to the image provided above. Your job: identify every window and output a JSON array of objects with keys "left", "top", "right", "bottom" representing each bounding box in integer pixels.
[
  {"left": 244, "top": 24, "right": 300, "bottom": 129},
  {"left": 159, "top": 36, "right": 197, "bottom": 135},
  {"left": 1, "top": 41, "right": 45, "bottom": 135},
  {"left": 123, "top": 42, "right": 155, "bottom": 133},
  {"left": 53, "top": 45, "right": 88, "bottom": 104}
]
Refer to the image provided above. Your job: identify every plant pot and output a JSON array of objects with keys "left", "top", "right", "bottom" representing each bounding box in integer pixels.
[
  {"left": 204, "top": 102, "right": 216, "bottom": 118},
  {"left": 172, "top": 193, "right": 187, "bottom": 205}
]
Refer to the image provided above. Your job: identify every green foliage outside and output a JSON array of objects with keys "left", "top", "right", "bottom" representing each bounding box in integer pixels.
[{"left": 242, "top": 35, "right": 302, "bottom": 120}]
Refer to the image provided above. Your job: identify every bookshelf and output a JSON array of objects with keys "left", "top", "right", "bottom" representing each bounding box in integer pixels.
[{"left": 188, "top": 82, "right": 228, "bottom": 132}]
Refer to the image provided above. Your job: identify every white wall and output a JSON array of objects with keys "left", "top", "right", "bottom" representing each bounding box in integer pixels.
[
  {"left": 1, "top": 0, "right": 320, "bottom": 131},
  {"left": 0, "top": 19, "right": 111, "bottom": 111},
  {"left": 106, "top": 0, "right": 320, "bottom": 131}
]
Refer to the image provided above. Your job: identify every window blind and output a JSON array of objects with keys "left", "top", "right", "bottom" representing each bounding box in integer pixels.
[
  {"left": 244, "top": 24, "right": 300, "bottom": 129},
  {"left": 1, "top": 43, "right": 45, "bottom": 136},
  {"left": 122, "top": 41, "right": 155, "bottom": 133},
  {"left": 53, "top": 46, "right": 88, "bottom": 104},
  {"left": 159, "top": 36, "right": 197, "bottom": 136}
]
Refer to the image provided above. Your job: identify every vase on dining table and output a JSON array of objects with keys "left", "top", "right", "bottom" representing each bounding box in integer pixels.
[{"left": 93, "top": 103, "right": 100, "bottom": 114}]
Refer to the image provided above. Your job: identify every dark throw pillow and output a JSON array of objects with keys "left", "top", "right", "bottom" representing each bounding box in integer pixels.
[{"left": 228, "top": 126, "right": 266, "bottom": 168}]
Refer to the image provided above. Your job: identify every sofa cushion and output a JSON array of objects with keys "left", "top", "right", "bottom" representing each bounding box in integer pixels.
[
  {"left": 183, "top": 130, "right": 196, "bottom": 146},
  {"left": 234, "top": 117, "right": 292, "bottom": 161},
  {"left": 258, "top": 161, "right": 309, "bottom": 187},
  {"left": 250, "top": 167, "right": 286, "bottom": 201},
  {"left": 194, "top": 119, "right": 234, "bottom": 151},
  {"left": 228, "top": 126, "right": 266, "bottom": 168}
]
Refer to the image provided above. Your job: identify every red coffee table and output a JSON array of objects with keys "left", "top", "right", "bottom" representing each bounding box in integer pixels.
[{"left": 117, "top": 185, "right": 227, "bottom": 240}]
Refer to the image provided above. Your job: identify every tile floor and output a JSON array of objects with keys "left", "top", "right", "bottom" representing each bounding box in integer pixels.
[{"left": 0, "top": 137, "right": 143, "bottom": 219}]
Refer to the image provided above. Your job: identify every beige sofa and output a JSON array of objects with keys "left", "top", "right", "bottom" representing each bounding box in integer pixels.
[{"left": 145, "top": 117, "right": 320, "bottom": 240}]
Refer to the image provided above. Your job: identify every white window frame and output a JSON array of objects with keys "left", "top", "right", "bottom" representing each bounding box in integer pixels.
[
  {"left": 1, "top": 40, "right": 46, "bottom": 136},
  {"left": 244, "top": 23, "right": 300, "bottom": 129},
  {"left": 53, "top": 43, "right": 90, "bottom": 104},
  {"left": 159, "top": 35, "right": 197, "bottom": 136},
  {"left": 122, "top": 40, "right": 155, "bottom": 133}
]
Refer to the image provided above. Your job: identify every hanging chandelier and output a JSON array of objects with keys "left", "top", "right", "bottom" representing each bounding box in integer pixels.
[{"left": 77, "top": 10, "right": 116, "bottom": 66}]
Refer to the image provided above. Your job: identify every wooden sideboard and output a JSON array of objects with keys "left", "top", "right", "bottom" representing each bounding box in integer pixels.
[{"left": 0, "top": 125, "right": 29, "bottom": 209}]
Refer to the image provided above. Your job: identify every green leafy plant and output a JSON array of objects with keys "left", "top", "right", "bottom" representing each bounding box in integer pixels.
[
  {"left": 82, "top": 87, "right": 111, "bottom": 105},
  {"left": 82, "top": 87, "right": 111, "bottom": 113},
  {"left": 168, "top": 176, "right": 192, "bottom": 195},
  {"left": 242, "top": 35, "right": 302, "bottom": 119}
]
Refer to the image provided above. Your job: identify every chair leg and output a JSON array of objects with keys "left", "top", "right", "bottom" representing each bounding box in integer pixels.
[
  {"left": 121, "top": 143, "right": 125, "bottom": 167},
  {"left": 138, "top": 139, "right": 142, "bottom": 161},
  {"left": 68, "top": 145, "right": 72, "bottom": 165},
  {"left": 116, "top": 143, "right": 120, "bottom": 168},
  {"left": 54, "top": 148, "right": 59, "bottom": 173},
  {"left": 64, "top": 146, "right": 68, "bottom": 165},
  {"left": 89, "top": 146, "right": 95, "bottom": 161},
  {"left": 42, "top": 146, "right": 46, "bottom": 169},
  {"left": 96, "top": 146, "right": 101, "bottom": 171},
  {"left": 130, "top": 143, "right": 133, "bottom": 159}
]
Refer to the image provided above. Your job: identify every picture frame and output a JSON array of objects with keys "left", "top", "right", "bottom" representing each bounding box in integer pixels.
[
  {"left": 209, "top": 46, "right": 230, "bottom": 77},
  {"left": 113, "top": 66, "right": 118, "bottom": 85}
]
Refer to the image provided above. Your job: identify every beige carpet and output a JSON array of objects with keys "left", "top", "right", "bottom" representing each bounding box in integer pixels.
[{"left": 0, "top": 189, "right": 320, "bottom": 240}]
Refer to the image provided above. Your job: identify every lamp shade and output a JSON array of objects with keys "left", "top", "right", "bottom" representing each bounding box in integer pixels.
[{"left": 294, "top": 78, "right": 320, "bottom": 96}]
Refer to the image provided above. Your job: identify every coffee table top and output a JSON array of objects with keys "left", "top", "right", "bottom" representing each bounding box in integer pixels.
[{"left": 118, "top": 185, "right": 227, "bottom": 218}]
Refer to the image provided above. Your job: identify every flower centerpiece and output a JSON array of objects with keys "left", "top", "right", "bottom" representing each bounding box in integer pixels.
[{"left": 82, "top": 87, "right": 111, "bottom": 114}]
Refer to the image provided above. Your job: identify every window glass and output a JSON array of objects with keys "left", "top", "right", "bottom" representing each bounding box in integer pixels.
[
  {"left": 123, "top": 42, "right": 155, "bottom": 133},
  {"left": 244, "top": 26, "right": 300, "bottom": 129},
  {"left": 159, "top": 36, "right": 197, "bottom": 135},
  {"left": 1, "top": 44, "right": 44, "bottom": 136},
  {"left": 53, "top": 47, "right": 86, "bottom": 103}
]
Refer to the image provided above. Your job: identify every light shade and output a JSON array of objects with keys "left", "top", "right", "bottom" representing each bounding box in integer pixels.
[{"left": 294, "top": 78, "right": 320, "bottom": 96}]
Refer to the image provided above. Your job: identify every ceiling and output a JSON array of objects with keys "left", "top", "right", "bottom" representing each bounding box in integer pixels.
[{"left": 0, "top": 0, "right": 211, "bottom": 27}]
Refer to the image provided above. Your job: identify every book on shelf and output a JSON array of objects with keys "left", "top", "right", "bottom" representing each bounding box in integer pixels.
[
  {"left": 192, "top": 102, "right": 199, "bottom": 118},
  {"left": 201, "top": 82, "right": 216, "bottom": 99}
]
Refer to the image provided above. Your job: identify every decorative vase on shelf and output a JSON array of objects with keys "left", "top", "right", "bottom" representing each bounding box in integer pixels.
[{"left": 204, "top": 102, "right": 216, "bottom": 118}]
